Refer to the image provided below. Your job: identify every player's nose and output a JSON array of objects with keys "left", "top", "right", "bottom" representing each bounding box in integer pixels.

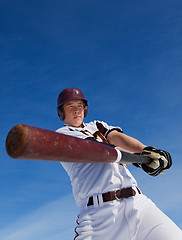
[{"left": 73, "top": 106, "right": 80, "bottom": 114}]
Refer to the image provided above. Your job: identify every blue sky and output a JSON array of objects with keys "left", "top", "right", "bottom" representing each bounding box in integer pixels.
[{"left": 1, "top": 0, "right": 182, "bottom": 239}]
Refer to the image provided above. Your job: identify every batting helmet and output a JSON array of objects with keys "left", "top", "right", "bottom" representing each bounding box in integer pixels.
[{"left": 57, "top": 88, "right": 88, "bottom": 120}]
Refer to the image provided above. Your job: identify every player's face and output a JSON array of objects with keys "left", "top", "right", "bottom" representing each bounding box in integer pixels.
[{"left": 63, "top": 99, "right": 85, "bottom": 127}]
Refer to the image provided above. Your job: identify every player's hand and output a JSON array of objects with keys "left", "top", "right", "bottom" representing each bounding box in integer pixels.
[{"left": 139, "top": 146, "right": 172, "bottom": 176}]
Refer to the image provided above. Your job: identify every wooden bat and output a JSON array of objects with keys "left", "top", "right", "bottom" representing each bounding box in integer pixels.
[{"left": 6, "top": 124, "right": 151, "bottom": 164}]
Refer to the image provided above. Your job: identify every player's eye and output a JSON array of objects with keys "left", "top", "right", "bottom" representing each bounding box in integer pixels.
[
  {"left": 78, "top": 104, "right": 83, "bottom": 108},
  {"left": 67, "top": 105, "right": 73, "bottom": 109}
]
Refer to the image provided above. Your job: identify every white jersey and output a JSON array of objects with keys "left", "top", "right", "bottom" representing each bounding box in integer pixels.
[{"left": 56, "top": 120, "right": 137, "bottom": 206}]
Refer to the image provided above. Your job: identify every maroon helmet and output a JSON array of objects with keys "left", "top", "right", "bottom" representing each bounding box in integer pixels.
[{"left": 57, "top": 88, "right": 88, "bottom": 120}]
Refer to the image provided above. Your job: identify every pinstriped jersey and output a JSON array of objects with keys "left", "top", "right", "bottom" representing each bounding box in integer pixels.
[{"left": 56, "top": 120, "right": 137, "bottom": 206}]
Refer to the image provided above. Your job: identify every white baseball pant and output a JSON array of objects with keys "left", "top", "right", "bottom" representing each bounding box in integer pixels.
[{"left": 74, "top": 192, "right": 182, "bottom": 240}]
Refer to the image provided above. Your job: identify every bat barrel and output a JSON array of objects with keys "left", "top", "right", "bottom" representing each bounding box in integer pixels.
[{"left": 5, "top": 124, "right": 119, "bottom": 163}]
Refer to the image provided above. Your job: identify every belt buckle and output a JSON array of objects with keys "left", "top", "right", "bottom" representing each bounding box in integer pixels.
[{"left": 114, "top": 190, "right": 123, "bottom": 201}]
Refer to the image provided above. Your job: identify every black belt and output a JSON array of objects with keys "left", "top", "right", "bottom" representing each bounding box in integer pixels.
[{"left": 87, "top": 187, "right": 141, "bottom": 207}]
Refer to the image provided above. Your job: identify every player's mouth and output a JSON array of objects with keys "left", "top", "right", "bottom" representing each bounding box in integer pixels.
[{"left": 74, "top": 116, "right": 81, "bottom": 119}]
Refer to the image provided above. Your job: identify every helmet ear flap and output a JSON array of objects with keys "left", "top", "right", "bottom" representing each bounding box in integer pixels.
[
  {"left": 60, "top": 111, "right": 65, "bottom": 121},
  {"left": 57, "top": 106, "right": 65, "bottom": 121},
  {"left": 84, "top": 105, "right": 88, "bottom": 117}
]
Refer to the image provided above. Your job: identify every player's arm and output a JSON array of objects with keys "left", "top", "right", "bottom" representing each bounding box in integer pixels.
[
  {"left": 107, "top": 130, "right": 172, "bottom": 176},
  {"left": 107, "top": 130, "right": 146, "bottom": 153}
]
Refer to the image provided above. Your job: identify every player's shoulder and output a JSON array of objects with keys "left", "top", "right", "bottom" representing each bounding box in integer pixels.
[
  {"left": 84, "top": 120, "right": 111, "bottom": 135},
  {"left": 89, "top": 120, "right": 123, "bottom": 135},
  {"left": 84, "top": 120, "right": 107, "bottom": 129},
  {"left": 85, "top": 120, "right": 108, "bottom": 127}
]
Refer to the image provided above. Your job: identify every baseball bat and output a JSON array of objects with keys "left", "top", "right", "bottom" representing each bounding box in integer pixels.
[{"left": 6, "top": 124, "right": 151, "bottom": 164}]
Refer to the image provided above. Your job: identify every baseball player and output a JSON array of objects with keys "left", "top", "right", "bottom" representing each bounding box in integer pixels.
[{"left": 56, "top": 88, "right": 182, "bottom": 240}]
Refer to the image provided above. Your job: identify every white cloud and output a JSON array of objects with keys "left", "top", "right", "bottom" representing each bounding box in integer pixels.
[{"left": 0, "top": 194, "right": 78, "bottom": 240}]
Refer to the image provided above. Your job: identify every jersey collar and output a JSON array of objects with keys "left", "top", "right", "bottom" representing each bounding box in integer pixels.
[{"left": 64, "top": 122, "right": 85, "bottom": 130}]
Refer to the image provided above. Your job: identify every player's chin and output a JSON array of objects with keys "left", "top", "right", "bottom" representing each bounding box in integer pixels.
[{"left": 72, "top": 117, "right": 83, "bottom": 127}]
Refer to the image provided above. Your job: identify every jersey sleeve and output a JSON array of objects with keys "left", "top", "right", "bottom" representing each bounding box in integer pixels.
[{"left": 95, "top": 120, "right": 123, "bottom": 138}]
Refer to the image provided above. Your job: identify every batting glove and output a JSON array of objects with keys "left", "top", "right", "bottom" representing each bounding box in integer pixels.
[{"left": 135, "top": 146, "right": 172, "bottom": 176}]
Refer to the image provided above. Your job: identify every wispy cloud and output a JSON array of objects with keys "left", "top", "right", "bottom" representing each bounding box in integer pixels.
[{"left": 0, "top": 194, "right": 78, "bottom": 240}]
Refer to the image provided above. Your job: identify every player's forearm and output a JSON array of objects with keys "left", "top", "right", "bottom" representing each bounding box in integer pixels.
[{"left": 107, "top": 131, "right": 146, "bottom": 153}]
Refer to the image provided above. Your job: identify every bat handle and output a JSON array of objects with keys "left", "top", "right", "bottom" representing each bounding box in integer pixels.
[{"left": 115, "top": 150, "right": 151, "bottom": 164}]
